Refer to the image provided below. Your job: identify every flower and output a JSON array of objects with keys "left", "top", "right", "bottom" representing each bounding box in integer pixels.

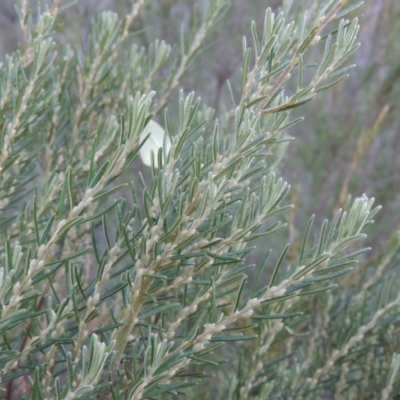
[{"left": 139, "top": 120, "right": 171, "bottom": 167}]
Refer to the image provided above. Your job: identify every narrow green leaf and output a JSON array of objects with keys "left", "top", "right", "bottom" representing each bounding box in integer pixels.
[
  {"left": 258, "top": 35, "right": 277, "bottom": 66},
  {"left": 285, "top": 281, "right": 313, "bottom": 295},
  {"left": 233, "top": 277, "right": 247, "bottom": 313},
  {"left": 66, "top": 166, "right": 74, "bottom": 212},
  {"left": 246, "top": 95, "right": 268, "bottom": 109},
  {"left": 87, "top": 134, "right": 98, "bottom": 188},
  {"left": 226, "top": 79, "right": 235, "bottom": 107},
  {"left": 56, "top": 216, "right": 84, "bottom": 239},
  {"left": 282, "top": 93, "right": 316, "bottom": 111},
  {"left": 58, "top": 167, "right": 70, "bottom": 219},
  {"left": 139, "top": 303, "right": 180, "bottom": 320},
  {"left": 222, "top": 324, "right": 258, "bottom": 333},
  {"left": 315, "top": 74, "right": 349, "bottom": 93},
  {"left": 1, "top": 370, "right": 30, "bottom": 384},
  {"left": 186, "top": 306, "right": 210, "bottom": 343},
  {"left": 269, "top": 243, "right": 289, "bottom": 287},
  {"left": 40, "top": 215, "right": 55, "bottom": 245},
  {"left": 296, "top": 27, "right": 318, "bottom": 55},
  {"left": 99, "top": 282, "right": 128, "bottom": 301},
  {"left": 316, "top": 219, "right": 328, "bottom": 256},
  {"left": 334, "top": 1, "right": 364, "bottom": 20},
  {"left": 251, "top": 20, "right": 259, "bottom": 56},
  {"left": 145, "top": 381, "right": 198, "bottom": 397},
  {"left": 242, "top": 47, "right": 251, "bottom": 88},
  {"left": 92, "top": 183, "right": 128, "bottom": 202},
  {"left": 258, "top": 59, "right": 291, "bottom": 83},
  {"left": 211, "top": 334, "right": 257, "bottom": 342},
  {"left": 331, "top": 234, "right": 367, "bottom": 254},
  {"left": 252, "top": 312, "right": 303, "bottom": 320},
  {"left": 302, "top": 267, "right": 353, "bottom": 283},
  {"left": 328, "top": 63, "right": 355, "bottom": 78},
  {"left": 89, "top": 160, "right": 110, "bottom": 188},
  {"left": 250, "top": 250, "right": 271, "bottom": 296},
  {"left": 293, "top": 253, "right": 331, "bottom": 280},
  {"left": 298, "top": 283, "right": 337, "bottom": 296},
  {"left": 299, "top": 215, "right": 315, "bottom": 264},
  {"left": 33, "top": 195, "right": 40, "bottom": 245}
]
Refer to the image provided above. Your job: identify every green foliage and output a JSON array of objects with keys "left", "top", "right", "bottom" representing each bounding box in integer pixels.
[{"left": 1, "top": 1, "right": 400, "bottom": 399}]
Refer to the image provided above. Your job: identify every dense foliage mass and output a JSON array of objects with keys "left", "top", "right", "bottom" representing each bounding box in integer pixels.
[{"left": 0, "top": 1, "right": 399, "bottom": 399}]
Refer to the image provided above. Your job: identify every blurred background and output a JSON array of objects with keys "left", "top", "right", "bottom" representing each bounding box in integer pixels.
[{"left": 1, "top": 0, "right": 399, "bottom": 261}]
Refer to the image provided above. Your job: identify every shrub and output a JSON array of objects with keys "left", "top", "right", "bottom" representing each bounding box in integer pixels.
[{"left": 1, "top": 1, "right": 399, "bottom": 399}]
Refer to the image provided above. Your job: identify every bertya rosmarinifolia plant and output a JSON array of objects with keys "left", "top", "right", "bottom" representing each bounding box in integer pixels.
[{"left": 1, "top": 0, "right": 400, "bottom": 399}]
